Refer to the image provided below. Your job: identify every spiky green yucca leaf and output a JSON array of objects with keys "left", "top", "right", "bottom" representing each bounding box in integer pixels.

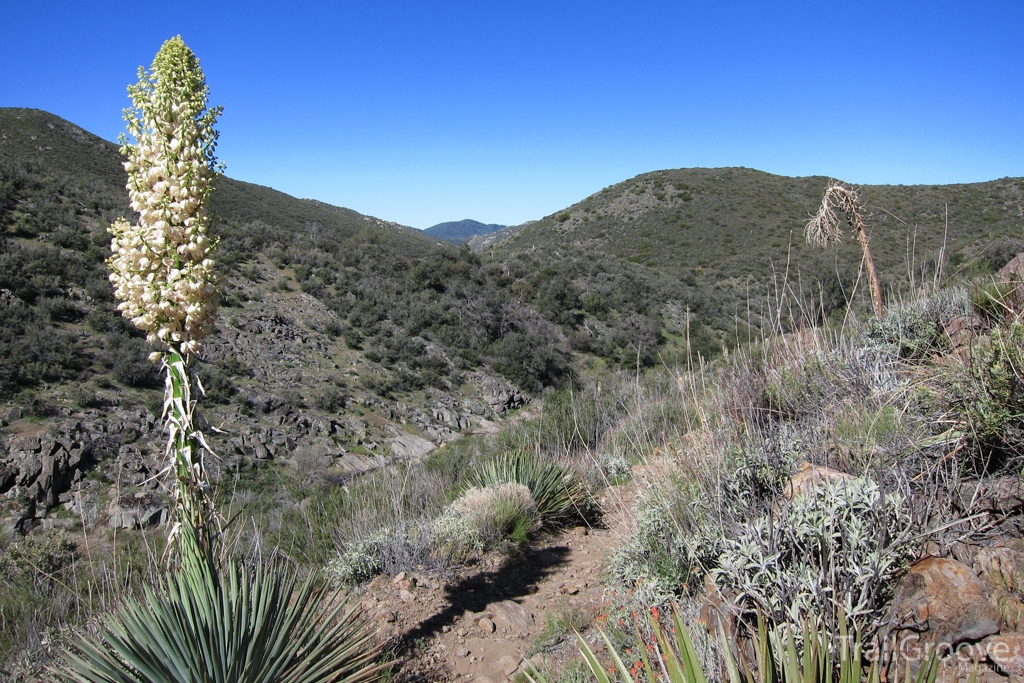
[
  {"left": 470, "top": 449, "right": 591, "bottom": 525},
  {"left": 54, "top": 554, "right": 388, "bottom": 683},
  {"left": 523, "top": 606, "right": 953, "bottom": 683}
]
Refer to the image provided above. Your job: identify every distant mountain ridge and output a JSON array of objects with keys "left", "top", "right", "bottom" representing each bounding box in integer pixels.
[{"left": 424, "top": 219, "right": 506, "bottom": 244}]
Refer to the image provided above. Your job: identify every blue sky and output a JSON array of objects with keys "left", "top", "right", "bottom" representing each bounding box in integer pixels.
[{"left": 2, "top": 1, "right": 1021, "bottom": 229}]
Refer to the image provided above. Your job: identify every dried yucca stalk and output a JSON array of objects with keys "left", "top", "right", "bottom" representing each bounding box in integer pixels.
[{"left": 806, "top": 181, "right": 885, "bottom": 317}]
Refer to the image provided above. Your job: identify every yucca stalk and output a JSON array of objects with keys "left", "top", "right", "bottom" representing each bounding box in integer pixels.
[
  {"left": 806, "top": 181, "right": 884, "bottom": 318},
  {"left": 163, "top": 349, "right": 218, "bottom": 569},
  {"left": 107, "top": 35, "right": 222, "bottom": 566}
]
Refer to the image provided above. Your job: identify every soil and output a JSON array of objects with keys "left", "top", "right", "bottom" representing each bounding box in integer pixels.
[{"left": 358, "top": 483, "right": 637, "bottom": 683}]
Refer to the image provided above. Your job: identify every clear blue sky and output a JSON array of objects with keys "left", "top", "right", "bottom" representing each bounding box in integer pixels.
[{"left": 2, "top": 1, "right": 1021, "bottom": 229}]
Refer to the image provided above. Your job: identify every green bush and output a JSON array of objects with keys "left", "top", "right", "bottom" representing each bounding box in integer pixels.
[
  {"left": 936, "top": 319, "right": 1024, "bottom": 463},
  {"left": 449, "top": 482, "right": 538, "bottom": 548},
  {"left": 713, "top": 477, "right": 913, "bottom": 628}
]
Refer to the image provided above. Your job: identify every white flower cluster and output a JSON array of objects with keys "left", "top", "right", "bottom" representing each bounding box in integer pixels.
[{"left": 108, "top": 37, "right": 222, "bottom": 357}]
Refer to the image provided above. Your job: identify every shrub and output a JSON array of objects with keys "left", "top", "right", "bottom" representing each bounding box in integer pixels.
[
  {"left": 614, "top": 463, "right": 914, "bottom": 634},
  {"left": 449, "top": 482, "right": 538, "bottom": 547},
  {"left": 0, "top": 530, "right": 78, "bottom": 589},
  {"left": 712, "top": 477, "right": 913, "bottom": 629},
  {"left": 470, "top": 449, "right": 592, "bottom": 526},
  {"left": 934, "top": 319, "right": 1024, "bottom": 464},
  {"left": 328, "top": 519, "right": 448, "bottom": 587},
  {"left": 431, "top": 508, "right": 484, "bottom": 563},
  {"left": 865, "top": 288, "right": 971, "bottom": 359}
]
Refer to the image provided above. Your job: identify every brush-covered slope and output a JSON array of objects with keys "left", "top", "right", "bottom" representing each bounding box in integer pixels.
[
  {"left": 477, "top": 167, "right": 1024, "bottom": 367},
  {"left": 499, "top": 167, "right": 1024, "bottom": 284},
  {"left": 0, "top": 108, "right": 434, "bottom": 257},
  {"left": 424, "top": 219, "right": 506, "bottom": 244},
  {"left": 0, "top": 108, "right": 565, "bottom": 502}
]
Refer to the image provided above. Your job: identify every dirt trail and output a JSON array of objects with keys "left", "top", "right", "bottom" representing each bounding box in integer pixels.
[{"left": 359, "top": 484, "right": 637, "bottom": 682}]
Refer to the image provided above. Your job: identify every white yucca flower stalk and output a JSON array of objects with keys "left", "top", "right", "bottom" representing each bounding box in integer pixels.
[
  {"left": 109, "top": 36, "right": 223, "bottom": 567},
  {"left": 109, "top": 36, "right": 222, "bottom": 355}
]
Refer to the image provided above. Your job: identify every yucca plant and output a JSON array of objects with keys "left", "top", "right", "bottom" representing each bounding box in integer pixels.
[
  {"left": 55, "top": 36, "right": 389, "bottom": 683},
  {"left": 470, "top": 449, "right": 592, "bottom": 526},
  {"left": 55, "top": 526, "right": 388, "bottom": 683},
  {"left": 107, "top": 35, "right": 223, "bottom": 565},
  {"left": 523, "top": 605, "right": 959, "bottom": 683}
]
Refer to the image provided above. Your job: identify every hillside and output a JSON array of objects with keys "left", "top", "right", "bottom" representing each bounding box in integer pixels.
[
  {"left": 0, "top": 108, "right": 563, "bottom": 536},
  {"left": 472, "top": 167, "right": 1024, "bottom": 368},
  {"left": 499, "top": 167, "right": 1024, "bottom": 284},
  {"left": 424, "top": 219, "right": 506, "bottom": 244},
  {"left": 4, "top": 108, "right": 1024, "bottom": 681}
]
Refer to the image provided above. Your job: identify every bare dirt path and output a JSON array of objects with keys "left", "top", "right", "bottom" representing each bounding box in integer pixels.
[{"left": 358, "top": 484, "right": 637, "bottom": 682}]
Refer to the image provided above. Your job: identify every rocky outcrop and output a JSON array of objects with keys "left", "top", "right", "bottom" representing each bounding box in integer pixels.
[
  {"left": 391, "top": 433, "right": 437, "bottom": 460},
  {"left": 476, "top": 374, "right": 527, "bottom": 414},
  {"left": 2, "top": 423, "right": 99, "bottom": 530}
]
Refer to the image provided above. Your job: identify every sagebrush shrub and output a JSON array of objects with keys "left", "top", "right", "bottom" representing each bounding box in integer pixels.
[{"left": 713, "top": 477, "right": 913, "bottom": 629}]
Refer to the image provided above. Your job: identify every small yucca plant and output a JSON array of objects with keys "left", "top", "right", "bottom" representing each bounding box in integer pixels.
[
  {"left": 470, "top": 449, "right": 592, "bottom": 526},
  {"left": 55, "top": 527, "right": 388, "bottom": 683}
]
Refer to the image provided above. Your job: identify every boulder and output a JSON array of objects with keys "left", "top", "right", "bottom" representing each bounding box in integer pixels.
[
  {"left": 887, "top": 557, "right": 1000, "bottom": 650},
  {"left": 390, "top": 433, "right": 436, "bottom": 460},
  {"left": 974, "top": 544, "right": 1024, "bottom": 630},
  {"left": 982, "top": 633, "right": 1024, "bottom": 677},
  {"left": 478, "top": 375, "right": 526, "bottom": 414},
  {"left": 491, "top": 600, "right": 534, "bottom": 638},
  {"left": 783, "top": 462, "right": 855, "bottom": 499},
  {"left": 998, "top": 252, "right": 1024, "bottom": 280},
  {"left": 956, "top": 477, "right": 1024, "bottom": 515}
]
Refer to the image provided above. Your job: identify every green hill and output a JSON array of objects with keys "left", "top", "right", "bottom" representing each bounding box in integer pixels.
[
  {"left": 3, "top": 107, "right": 1022, "bottom": 409},
  {"left": 0, "top": 107, "right": 576, "bottom": 416},
  {"left": 502, "top": 167, "right": 1023, "bottom": 281},
  {"left": 476, "top": 167, "right": 1024, "bottom": 366}
]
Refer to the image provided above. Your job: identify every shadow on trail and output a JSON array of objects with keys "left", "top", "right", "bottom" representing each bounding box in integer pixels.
[{"left": 393, "top": 544, "right": 571, "bottom": 657}]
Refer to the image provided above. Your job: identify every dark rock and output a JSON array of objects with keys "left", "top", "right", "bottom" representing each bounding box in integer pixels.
[
  {"left": 10, "top": 434, "right": 41, "bottom": 454},
  {"left": 957, "top": 477, "right": 1024, "bottom": 515},
  {"left": 0, "top": 466, "right": 15, "bottom": 493}
]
